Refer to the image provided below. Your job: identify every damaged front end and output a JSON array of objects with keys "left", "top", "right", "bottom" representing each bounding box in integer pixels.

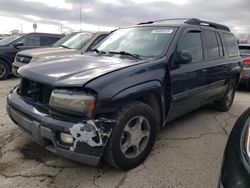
[
  {"left": 68, "top": 119, "right": 114, "bottom": 156},
  {"left": 7, "top": 86, "right": 115, "bottom": 166}
]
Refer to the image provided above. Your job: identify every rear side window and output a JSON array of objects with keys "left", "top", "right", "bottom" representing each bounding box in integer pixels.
[
  {"left": 177, "top": 31, "right": 203, "bottom": 62},
  {"left": 223, "top": 34, "right": 240, "bottom": 57},
  {"left": 40, "top": 36, "right": 61, "bottom": 46},
  {"left": 204, "top": 31, "right": 220, "bottom": 59},
  {"left": 20, "top": 35, "right": 40, "bottom": 46}
]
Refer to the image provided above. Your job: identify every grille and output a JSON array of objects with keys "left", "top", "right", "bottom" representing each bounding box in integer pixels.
[
  {"left": 16, "top": 55, "right": 32, "bottom": 64},
  {"left": 19, "top": 78, "right": 52, "bottom": 105}
]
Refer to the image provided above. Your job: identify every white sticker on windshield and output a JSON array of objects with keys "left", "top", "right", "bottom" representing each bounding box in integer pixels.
[{"left": 151, "top": 29, "right": 173, "bottom": 34}]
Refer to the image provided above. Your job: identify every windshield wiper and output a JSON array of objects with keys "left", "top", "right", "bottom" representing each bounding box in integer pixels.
[
  {"left": 90, "top": 48, "right": 107, "bottom": 54},
  {"left": 108, "top": 51, "right": 141, "bottom": 59},
  {"left": 59, "top": 45, "right": 71, "bottom": 49}
]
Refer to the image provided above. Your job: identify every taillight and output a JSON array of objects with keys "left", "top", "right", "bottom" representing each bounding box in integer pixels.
[
  {"left": 243, "top": 58, "right": 250, "bottom": 67},
  {"left": 243, "top": 58, "right": 250, "bottom": 65}
]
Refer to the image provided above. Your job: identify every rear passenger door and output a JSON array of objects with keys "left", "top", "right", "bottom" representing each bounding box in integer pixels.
[
  {"left": 167, "top": 28, "right": 208, "bottom": 121},
  {"left": 202, "top": 29, "right": 229, "bottom": 101}
]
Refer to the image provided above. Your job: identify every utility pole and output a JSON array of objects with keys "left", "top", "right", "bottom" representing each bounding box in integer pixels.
[{"left": 80, "top": 6, "right": 82, "bottom": 31}]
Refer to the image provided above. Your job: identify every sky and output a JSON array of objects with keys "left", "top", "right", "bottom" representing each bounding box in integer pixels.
[{"left": 0, "top": 0, "right": 249, "bottom": 36}]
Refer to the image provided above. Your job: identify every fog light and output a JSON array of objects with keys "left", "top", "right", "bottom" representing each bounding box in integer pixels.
[{"left": 60, "top": 132, "right": 73, "bottom": 144}]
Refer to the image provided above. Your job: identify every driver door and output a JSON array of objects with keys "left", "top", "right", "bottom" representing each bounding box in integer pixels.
[
  {"left": 8, "top": 34, "right": 41, "bottom": 62},
  {"left": 167, "top": 29, "right": 208, "bottom": 121}
]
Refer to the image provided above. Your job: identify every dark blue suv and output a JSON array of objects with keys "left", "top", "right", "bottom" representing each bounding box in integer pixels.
[{"left": 6, "top": 18, "right": 242, "bottom": 170}]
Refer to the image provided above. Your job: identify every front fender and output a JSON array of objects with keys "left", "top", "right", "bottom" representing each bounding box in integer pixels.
[
  {"left": 231, "top": 65, "right": 242, "bottom": 74},
  {"left": 112, "top": 81, "right": 163, "bottom": 101},
  {"left": 0, "top": 54, "right": 11, "bottom": 67},
  {"left": 94, "top": 81, "right": 165, "bottom": 118}
]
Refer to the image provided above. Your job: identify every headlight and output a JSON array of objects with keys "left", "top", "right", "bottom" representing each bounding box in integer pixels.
[{"left": 49, "top": 90, "right": 95, "bottom": 117}]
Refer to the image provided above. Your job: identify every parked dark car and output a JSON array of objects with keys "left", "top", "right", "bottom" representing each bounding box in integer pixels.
[
  {"left": 239, "top": 44, "right": 250, "bottom": 88},
  {"left": 7, "top": 18, "right": 242, "bottom": 170},
  {"left": 219, "top": 107, "right": 250, "bottom": 188},
  {"left": 0, "top": 33, "right": 63, "bottom": 80}
]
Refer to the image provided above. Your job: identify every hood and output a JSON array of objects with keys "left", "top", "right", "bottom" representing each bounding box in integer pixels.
[
  {"left": 18, "top": 53, "right": 149, "bottom": 87},
  {"left": 18, "top": 47, "right": 77, "bottom": 57}
]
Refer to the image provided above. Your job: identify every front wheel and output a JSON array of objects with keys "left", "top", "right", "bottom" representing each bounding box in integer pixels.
[
  {"left": 0, "top": 61, "right": 10, "bottom": 80},
  {"left": 104, "top": 102, "right": 157, "bottom": 170},
  {"left": 214, "top": 79, "right": 236, "bottom": 112}
]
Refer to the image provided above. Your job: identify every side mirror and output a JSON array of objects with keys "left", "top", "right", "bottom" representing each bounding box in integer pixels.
[
  {"left": 176, "top": 50, "right": 192, "bottom": 65},
  {"left": 13, "top": 42, "right": 24, "bottom": 48}
]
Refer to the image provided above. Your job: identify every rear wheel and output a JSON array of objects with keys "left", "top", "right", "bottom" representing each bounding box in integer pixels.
[
  {"left": 104, "top": 102, "right": 157, "bottom": 170},
  {"left": 214, "top": 79, "right": 236, "bottom": 112},
  {"left": 0, "top": 61, "right": 10, "bottom": 80}
]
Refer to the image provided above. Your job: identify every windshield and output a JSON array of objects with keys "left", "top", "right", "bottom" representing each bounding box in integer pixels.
[
  {"left": 53, "top": 32, "right": 93, "bottom": 49},
  {"left": 52, "top": 33, "right": 75, "bottom": 47},
  {"left": 0, "top": 34, "right": 24, "bottom": 46},
  {"left": 96, "top": 27, "right": 176, "bottom": 57}
]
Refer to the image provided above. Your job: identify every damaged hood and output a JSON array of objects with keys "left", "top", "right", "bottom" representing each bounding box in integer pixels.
[{"left": 18, "top": 53, "right": 148, "bottom": 87}]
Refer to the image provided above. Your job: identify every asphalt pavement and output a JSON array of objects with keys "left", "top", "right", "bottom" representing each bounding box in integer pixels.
[{"left": 0, "top": 77, "right": 249, "bottom": 188}]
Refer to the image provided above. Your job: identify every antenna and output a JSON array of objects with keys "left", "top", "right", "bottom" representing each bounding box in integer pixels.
[{"left": 20, "top": 23, "right": 23, "bottom": 33}]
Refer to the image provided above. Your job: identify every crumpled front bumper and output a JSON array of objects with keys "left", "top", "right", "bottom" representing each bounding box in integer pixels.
[{"left": 6, "top": 87, "right": 115, "bottom": 166}]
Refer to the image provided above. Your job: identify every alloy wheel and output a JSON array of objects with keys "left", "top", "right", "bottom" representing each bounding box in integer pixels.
[{"left": 120, "top": 116, "right": 150, "bottom": 159}]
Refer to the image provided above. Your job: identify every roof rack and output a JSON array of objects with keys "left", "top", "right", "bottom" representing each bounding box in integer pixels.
[
  {"left": 137, "top": 18, "right": 230, "bottom": 32},
  {"left": 185, "top": 18, "right": 230, "bottom": 32},
  {"left": 137, "top": 18, "right": 190, "bottom": 25}
]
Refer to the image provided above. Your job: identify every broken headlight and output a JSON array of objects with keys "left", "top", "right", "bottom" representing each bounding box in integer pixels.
[{"left": 49, "top": 90, "right": 95, "bottom": 117}]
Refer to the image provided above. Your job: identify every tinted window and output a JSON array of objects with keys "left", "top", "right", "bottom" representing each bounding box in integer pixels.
[
  {"left": 204, "top": 31, "right": 220, "bottom": 59},
  {"left": 223, "top": 34, "right": 240, "bottom": 57},
  {"left": 177, "top": 31, "right": 203, "bottom": 62},
  {"left": 40, "top": 36, "right": 61, "bottom": 46},
  {"left": 18, "top": 35, "right": 40, "bottom": 46}
]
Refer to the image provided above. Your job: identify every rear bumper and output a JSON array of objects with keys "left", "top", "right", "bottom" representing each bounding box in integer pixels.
[{"left": 6, "top": 87, "right": 114, "bottom": 166}]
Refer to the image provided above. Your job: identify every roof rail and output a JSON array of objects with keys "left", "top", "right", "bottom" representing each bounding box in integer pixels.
[
  {"left": 137, "top": 18, "right": 230, "bottom": 32},
  {"left": 137, "top": 18, "right": 190, "bottom": 25},
  {"left": 184, "top": 18, "right": 230, "bottom": 32}
]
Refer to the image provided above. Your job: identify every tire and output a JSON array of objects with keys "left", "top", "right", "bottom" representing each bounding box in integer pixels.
[
  {"left": 104, "top": 101, "right": 157, "bottom": 170},
  {"left": 214, "top": 79, "right": 236, "bottom": 112},
  {"left": 0, "top": 61, "right": 10, "bottom": 80}
]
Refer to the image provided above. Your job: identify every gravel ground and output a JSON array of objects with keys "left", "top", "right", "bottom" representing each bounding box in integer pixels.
[{"left": 0, "top": 77, "right": 249, "bottom": 188}]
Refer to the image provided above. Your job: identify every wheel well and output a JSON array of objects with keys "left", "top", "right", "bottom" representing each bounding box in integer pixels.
[
  {"left": 137, "top": 93, "right": 163, "bottom": 129},
  {"left": 233, "top": 73, "right": 241, "bottom": 86},
  {"left": 0, "top": 58, "right": 10, "bottom": 69}
]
